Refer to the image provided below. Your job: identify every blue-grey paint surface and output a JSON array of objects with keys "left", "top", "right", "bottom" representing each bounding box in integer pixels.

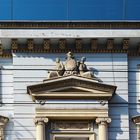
[
  {"left": 0, "top": 0, "right": 140, "bottom": 21},
  {"left": 0, "top": 0, "right": 12, "bottom": 20}
]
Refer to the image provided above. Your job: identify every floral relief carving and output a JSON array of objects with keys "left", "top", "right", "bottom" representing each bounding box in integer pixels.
[{"left": 51, "top": 121, "right": 91, "bottom": 131}]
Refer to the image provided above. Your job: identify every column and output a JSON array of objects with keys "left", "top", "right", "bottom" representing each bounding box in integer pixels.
[
  {"left": 34, "top": 117, "right": 49, "bottom": 140},
  {"left": 0, "top": 116, "right": 9, "bottom": 140},
  {"left": 132, "top": 116, "right": 140, "bottom": 140},
  {"left": 96, "top": 117, "right": 111, "bottom": 140},
  {"left": 0, "top": 125, "right": 4, "bottom": 140},
  {"left": 137, "top": 125, "right": 140, "bottom": 140}
]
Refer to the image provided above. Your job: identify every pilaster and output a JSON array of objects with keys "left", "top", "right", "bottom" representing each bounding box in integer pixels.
[
  {"left": 34, "top": 117, "right": 49, "bottom": 140},
  {"left": 0, "top": 116, "right": 9, "bottom": 140},
  {"left": 96, "top": 117, "right": 111, "bottom": 140}
]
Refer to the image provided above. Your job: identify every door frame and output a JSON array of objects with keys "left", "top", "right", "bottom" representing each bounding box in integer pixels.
[{"left": 50, "top": 133, "right": 95, "bottom": 140}]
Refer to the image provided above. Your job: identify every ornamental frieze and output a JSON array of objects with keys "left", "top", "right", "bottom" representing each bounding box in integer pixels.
[
  {"left": 51, "top": 121, "right": 91, "bottom": 131},
  {"left": 0, "top": 37, "right": 140, "bottom": 57}
]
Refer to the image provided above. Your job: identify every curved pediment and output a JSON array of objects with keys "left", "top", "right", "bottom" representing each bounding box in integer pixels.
[{"left": 27, "top": 75, "right": 116, "bottom": 101}]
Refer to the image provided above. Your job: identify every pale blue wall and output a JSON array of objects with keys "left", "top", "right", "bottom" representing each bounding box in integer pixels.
[
  {"left": 12, "top": 53, "right": 129, "bottom": 140},
  {"left": 128, "top": 57, "right": 140, "bottom": 140},
  {"left": 0, "top": 52, "right": 136, "bottom": 139},
  {"left": 0, "top": 58, "right": 14, "bottom": 140}
]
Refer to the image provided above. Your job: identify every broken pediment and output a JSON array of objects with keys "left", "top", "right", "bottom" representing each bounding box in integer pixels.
[{"left": 27, "top": 75, "right": 116, "bottom": 101}]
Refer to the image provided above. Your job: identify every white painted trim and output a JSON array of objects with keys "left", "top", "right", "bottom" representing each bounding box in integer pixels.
[{"left": 1, "top": 29, "right": 140, "bottom": 38}]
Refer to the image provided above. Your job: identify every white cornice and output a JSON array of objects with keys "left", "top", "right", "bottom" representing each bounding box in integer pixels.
[{"left": 1, "top": 29, "right": 140, "bottom": 38}]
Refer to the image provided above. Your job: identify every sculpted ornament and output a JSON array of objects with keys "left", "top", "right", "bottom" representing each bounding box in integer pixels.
[
  {"left": 0, "top": 116, "right": 9, "bottom": 140},
  {"left": 48, "top": 52, "right": 95, "bottom": 79},
  {"left": 96, "top": 117, "right": 111, "bottom": 125},
  {"left": 34, "top": 117, "right": 49, "bottom": 125},
  {"left": 51, "top": 121, "right": 91, "bottom": 130}
]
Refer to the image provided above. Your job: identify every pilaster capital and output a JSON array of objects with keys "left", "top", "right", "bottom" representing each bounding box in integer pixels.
[
  {"left": 96, "top": 117, "right": 111, "bottom": 125},
  {"left": 0, "top": 116, "right": 9, "bottom": 127},
  {"left": 34, "top": 117, "right": 49, "bottom": 126},
  {"left": 0, "top": 116, "right": 9, "bottom": 140},
  {"left": 132, "top": 115, "right": 140, "bottom": 125}
]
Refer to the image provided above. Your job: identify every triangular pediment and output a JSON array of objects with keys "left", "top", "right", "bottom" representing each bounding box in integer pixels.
[
  {"left": 27, "top": 75, "right": 116, "bottom": 101},
  {"left": 52, "top": 86, "right": 107, "bottom": 93}
]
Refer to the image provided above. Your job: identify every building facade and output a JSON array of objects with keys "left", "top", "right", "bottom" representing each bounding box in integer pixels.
[{"left": 0, "top": 22, "right": 139, "bottom": 140}]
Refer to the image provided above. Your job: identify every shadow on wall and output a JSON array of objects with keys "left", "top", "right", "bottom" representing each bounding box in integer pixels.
[
  {"left": 108, "top": 66, "right": 139, "bottom": 140},
  {"left": 14, "top": 120, "right": 35, "bottom": 139},
  {"left": 128, "top": 61, "right": 140, "bottom": 140},
  {"left": 6, "top": 114, "right": 14, "bottom": 140},
  {"left": 89, "top": 67, "right": 103, "bottom": 83},
  {"left": 13, "top": 53, "right": 128, "bottom": 139},
  {"left": 108, "top": 95, "right": 127, "bottom": 139},
  {"left": 0, "top": 66, "right": 2, "bottom": 106}
]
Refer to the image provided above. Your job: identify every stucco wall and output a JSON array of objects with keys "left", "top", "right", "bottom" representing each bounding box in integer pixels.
[
  {"left": 11, "top": 53, "right": 129, "bottom": 140},
  {"left": 0, "top": 58, "right": 14, "bottom": 140},
  {"left": 128, "top": 57, "right": 140, "bottom": 140}
]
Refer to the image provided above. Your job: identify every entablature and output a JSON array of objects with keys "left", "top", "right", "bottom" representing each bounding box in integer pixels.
[{"left": 36, "top": 108, "right": 109, "bottom": 120}]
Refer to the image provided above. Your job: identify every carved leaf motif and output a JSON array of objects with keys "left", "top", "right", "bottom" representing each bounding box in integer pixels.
[{"left": 51, "top": 122, "right": 90, "bottom": 130}]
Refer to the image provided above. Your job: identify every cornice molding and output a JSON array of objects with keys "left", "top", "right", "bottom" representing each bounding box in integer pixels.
[
  {"left": 27, "top": 75, "right": 116, "bottom": 101},
  {"left": 1, "top": 22, "right": 140, "bottom": 29}
]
